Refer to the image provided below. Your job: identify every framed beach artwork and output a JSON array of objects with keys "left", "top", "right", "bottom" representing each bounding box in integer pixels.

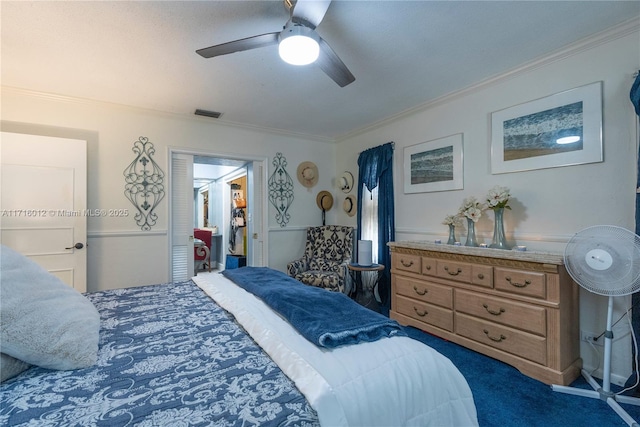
[
  {"left": 491, "top": 81, "right": 603, "bottom": 174},
  {"left": 404, "top": 133, "right": 463, "bottom": 194}
]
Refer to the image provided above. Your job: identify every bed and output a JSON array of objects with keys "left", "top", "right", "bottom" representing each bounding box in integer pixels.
[{"left": 0, "top": 248, "right": 477, "bottom": 426}]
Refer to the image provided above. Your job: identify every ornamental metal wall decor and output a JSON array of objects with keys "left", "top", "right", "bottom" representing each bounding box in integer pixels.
[
  {"left": 268, "top": 152, "right": 294, "bottom": 227},
  {"left": 123, "top": 136, "right": 165, "bottom": 230}
]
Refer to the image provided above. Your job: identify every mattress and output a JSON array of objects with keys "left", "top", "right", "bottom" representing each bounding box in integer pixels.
[
  {"left": 194, "top": 271, "right": 478, "bottom": 426},
  {"left": 1, "top": 269, "right": 477, "bottom": 426}
]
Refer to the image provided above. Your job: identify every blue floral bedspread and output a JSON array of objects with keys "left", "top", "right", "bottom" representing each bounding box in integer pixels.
[{"left": 0, "top": 281, "right": 319, "bottom": 426}]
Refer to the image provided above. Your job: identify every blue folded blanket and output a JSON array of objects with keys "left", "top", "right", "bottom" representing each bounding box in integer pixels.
[{"left": 222, "top": 267, "right": 406, "bottom": 348}]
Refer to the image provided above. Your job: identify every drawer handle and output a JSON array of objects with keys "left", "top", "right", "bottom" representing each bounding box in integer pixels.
[
  {"left": 483, "top": 303, "right": 505, "bottom": 316},
  {"left": 413, "top": 307, "right": 428, "bottom": 317},
  {"left": 483, "top": 329, "right": 507, "bottom": 342},
  {"left": 505, "top": 276, "right": 532, "bottom": 288},
  {"left": 444, "top": 266, "right": 462, "bottom": 276},
  {"left": 413, "top": 285, "right": 428, "bottom": 296},
  {"left": 477, "top": 273, "right": 484, "bottom": 280},
  {"left": 401, "top": 259, "right": 414, "bottom": 267},
  {"left": 424, "top": 265, "right": 432, "bottom": 271}
]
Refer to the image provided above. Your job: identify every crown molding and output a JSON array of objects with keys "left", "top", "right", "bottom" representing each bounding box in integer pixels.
[{"left": 336, "top": 17, "right": 640, "bottom": 143}]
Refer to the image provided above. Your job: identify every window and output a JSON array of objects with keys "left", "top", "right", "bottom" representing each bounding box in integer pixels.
[
  {"left": 360, "top": 185, "right": 379, "bottom": 263},
  {"left": 356, "top": 142, "right": 395, "bottom": 309}
]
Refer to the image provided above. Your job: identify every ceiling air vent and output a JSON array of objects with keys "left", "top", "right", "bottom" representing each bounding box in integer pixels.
[{"left": 194, "top": 109, "right": 222, "bottom": 119}]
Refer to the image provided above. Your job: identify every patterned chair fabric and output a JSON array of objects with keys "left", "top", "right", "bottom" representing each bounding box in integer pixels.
[{"left": 287, "top": 225, "right": 354, "bottom": 293}]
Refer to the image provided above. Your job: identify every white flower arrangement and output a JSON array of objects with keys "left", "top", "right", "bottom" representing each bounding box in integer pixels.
[
  {"left": 458, "top": 196, "right": 485, "bottom": 223},
  {"left": 486, "top": 185, "right": 511, "bottom": 210},
  {"left": 442, "top": 214, "right": 462, "bottom": 227}
]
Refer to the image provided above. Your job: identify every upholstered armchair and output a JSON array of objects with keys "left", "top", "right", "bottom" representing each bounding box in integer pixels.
[{"left": 287, "top": 225, "right": 354, "bottom": 293}]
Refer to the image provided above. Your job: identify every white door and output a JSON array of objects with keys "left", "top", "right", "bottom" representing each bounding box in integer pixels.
[
  {"left": 0, "top": 132, "right": 87, "bottom": 291},
  {"left": 170, "top": 152, "right": 194, "bottom": 281},
  {"left": 247, "top": 160, "right": 266, "bottom": 266}
]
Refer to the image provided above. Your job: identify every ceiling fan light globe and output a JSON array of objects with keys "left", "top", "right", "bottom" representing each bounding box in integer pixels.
[
  {"left": 279, "top": 24, "right": 320, "bottom": 66},
  {"left": 279, "top": 35, "right": 319, "bottom": 65}
]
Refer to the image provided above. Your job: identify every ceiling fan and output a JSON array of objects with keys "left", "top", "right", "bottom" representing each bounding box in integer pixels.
[{"left": 196, "top": 0, "right": 355, "bottom": 87}]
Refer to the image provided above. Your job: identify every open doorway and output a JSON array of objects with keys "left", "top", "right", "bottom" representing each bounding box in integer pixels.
[
  {"left": 169, "top": 149, "right": 267, "bottom": 282},
  {"left": 193, "top": 156, "right": 247, "bottom": 272}
]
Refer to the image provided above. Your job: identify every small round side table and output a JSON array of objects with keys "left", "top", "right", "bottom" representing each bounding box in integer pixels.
[{"left": 348, "top": 263, "right": 384, "bottom": 312}]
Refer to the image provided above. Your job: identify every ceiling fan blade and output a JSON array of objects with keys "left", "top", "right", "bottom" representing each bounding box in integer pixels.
[
  {"left": 290, "top": 0, "right": 332, "bottom": 29},
  {"left": 316, "top": 37, "right": 355, "bottom": 87},
  {"left": 196, "top": 32, "right": 279, "bottom": 58}
]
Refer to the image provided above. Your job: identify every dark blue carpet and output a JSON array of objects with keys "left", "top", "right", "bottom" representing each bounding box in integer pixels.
[{"left": 405, "top": 326, "right": 640, "bottom": 427}]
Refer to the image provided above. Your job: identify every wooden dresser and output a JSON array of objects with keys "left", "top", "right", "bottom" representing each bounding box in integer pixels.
[{"left": 389, "top": 241, "right": 581, "bottom": 385}]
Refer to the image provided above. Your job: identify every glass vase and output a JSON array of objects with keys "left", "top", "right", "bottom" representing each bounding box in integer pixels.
[
  {"left": 465, "top": 218, "right": 479, "bottom": 247},
  {"left": 447, "top": 224, "right": 457, "bottom": 245},
  {"left": 489, "top": 208, "right": 511, "bottom": 250}
]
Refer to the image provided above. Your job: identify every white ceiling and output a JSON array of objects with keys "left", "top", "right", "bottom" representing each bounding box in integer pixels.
[{"left": 2, "top": 1, "right": 639, "bottom": 141}]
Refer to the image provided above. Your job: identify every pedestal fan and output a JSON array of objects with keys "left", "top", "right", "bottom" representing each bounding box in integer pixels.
[{"left": 552, "top": 225, "right": 640, "bottom": 427}]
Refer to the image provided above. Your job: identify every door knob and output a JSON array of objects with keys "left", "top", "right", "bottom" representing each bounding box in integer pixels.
[{"left": 65, "top": 243, "right": 84, "bottom": 250}]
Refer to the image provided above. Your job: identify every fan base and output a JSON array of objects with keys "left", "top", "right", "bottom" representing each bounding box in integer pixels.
[{"left": 552, "top": 369, "right": 640, "bottom": 427}]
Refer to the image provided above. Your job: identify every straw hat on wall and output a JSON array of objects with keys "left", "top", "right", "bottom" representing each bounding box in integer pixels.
[
  {"left": 297, "top": 161, "right": 318, "bottom": 188},
  {"left": 316, "top": 191, "right": 333, "bottom": 211},
  {"left": 343, "top": 195, "right": 356, "bottom": 217},
  {"left": 339, "top": 171, "right": 354, "bottom": 193}
]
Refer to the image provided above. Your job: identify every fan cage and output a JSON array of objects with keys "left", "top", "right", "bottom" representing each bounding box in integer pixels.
[{"left": 564, "top": 225, "right": 640, "bottom": 296}]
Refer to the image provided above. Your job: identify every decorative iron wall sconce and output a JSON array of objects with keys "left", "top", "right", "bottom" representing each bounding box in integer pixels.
[
  {"left": 123, "top": 136, "right": 165, "bottom": 231},
  {"left": 268, "top": 152, "right": 294, "bottom": 227}
]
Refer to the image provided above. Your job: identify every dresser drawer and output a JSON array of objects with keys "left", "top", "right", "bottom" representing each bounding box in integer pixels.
[
  {"left": 455, "top": 289, "right": 546, "bottom": 336},
  {"left": 395, "top": 276, "right": 453, "bottom": 309},
  {"left": 393, "top": 253, "right": 421, "bottom": 274},
  {"left": 421, "top": 257, "right": 437, "bottom": 276},
  {"left": 396, "top": 295, "right": 453, "bottom": 331},
  {"left": 455, "top": 313, "right": 547, "bottom": 365},
  {"left": 494, "top": 268, "right": 546, "bottom": 299},
  {"left": 471, "top": 264, "right": 493, "bottom": 288},
  {"left": 436, "top": 260, "right": 472, "bottom": 283}
]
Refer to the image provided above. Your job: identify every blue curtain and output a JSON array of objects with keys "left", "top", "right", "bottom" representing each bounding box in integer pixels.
[
  {"left": 357, "top": 142, "right": 395, "bottom": 310},
  {"left": 630, "top": 71, "right": 640, "bottom": 387}
]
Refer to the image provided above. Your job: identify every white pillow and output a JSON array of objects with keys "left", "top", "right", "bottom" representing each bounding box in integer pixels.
[
  {"left": 0, "top": 245, "right": 100, "bottom": 370},
  {"left": 0, "top": 352, "right": 31, "bottom": 382}
]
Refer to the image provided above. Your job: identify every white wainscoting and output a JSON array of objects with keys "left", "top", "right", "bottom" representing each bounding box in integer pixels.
[{"left": 87, "top": 230, "right": 168, "bottom": 292}]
